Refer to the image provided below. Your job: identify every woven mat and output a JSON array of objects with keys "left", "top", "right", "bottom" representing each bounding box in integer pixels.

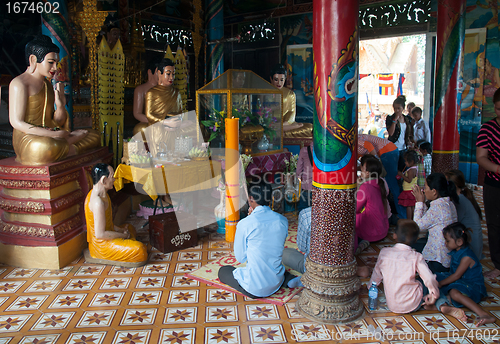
[{"left": 185, "top": 253, "right": 302, "bottom": 306}]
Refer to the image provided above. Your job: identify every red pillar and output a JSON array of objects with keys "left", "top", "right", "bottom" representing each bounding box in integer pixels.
[
  {"left": 296, "top": 0, "right": 363, "bottom": 324},
  {"left": 433, "top": 0, "right": 465, "bottom": 172}
]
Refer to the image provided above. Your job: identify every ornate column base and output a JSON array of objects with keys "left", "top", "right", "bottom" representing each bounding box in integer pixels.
[
  {"left": 432, "top": 152, "right": 459, "bottom": 174},
  {"left": 296, "top": 257, "right": 364, "bottom": 324}
]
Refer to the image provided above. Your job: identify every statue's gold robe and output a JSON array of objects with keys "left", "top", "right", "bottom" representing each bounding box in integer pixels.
[
  {"left": 85, "top": 191, "right": 148, "bottom": 263},
  {"left": 143, "top": 85, "right": 184, "bottom": 156},
  {"left": 13, "top": 79, "right": 101, "bottom": 165},
  {"left": 281, "top": 87, "right": 313, "bottom": 139}
]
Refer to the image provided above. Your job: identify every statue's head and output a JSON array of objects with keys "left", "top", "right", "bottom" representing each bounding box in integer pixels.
[
  {"left": 25, "top": 35, "right": 59, "bottom": 65},
  {"left": 107, "top": 25, "right": 120, "bottom": 48},
  {"left": 156, "top": 58, "right": 175, "bottom": 86},
  {"left": 232, "top": 71, "right": 246, "bottom": 88},
  {"left": 91, "top": 163, "right": 115, "bottom": 190},
  {"left": 270, "top": 64, "right": 287, "bottom": 89}
]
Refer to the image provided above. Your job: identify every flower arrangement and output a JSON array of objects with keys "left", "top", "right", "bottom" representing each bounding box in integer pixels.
[
  {"left": 283, "top": 154, "right": 299, "bottom": 174},
  {"left": 202, "top": 106, "right": 279, "bottom": 142},
  {"left": 201, "top": 108, "right": 226, "bottom": 142},
  {"left": 240, "top": 154, "right": 253, "bottom": 171},
  {"left": 233, "top": 106, "right": 279, "bottom": 140}
]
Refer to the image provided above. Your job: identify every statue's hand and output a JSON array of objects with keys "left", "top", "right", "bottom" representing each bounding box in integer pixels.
[
  {"left": 51, "top": 130, "right": 70, "bottom": 139},
  {"left": 54, "top": 83, "right": 66, "bottom": 109},
  {"left": 163, "top": 117, "right": 181, "bottom": 129}
]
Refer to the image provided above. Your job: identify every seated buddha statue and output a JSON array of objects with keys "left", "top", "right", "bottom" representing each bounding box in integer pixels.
[
  {"left": 132, "top": 61, "right": 158, "bottom": 138},
  {"left": 269, "top": 64, "right": 313, "bottom": 139},
  {"left": 9, "top": 35, "right": 100, "bottom": 166},
  {"left": 85, "top": 163, "right": 148, "bottom": 264},
  {"left": 143, "top": 58, "right": 187, "bottom": 157}
]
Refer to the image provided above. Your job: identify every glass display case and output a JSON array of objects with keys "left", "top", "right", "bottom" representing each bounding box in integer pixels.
[{"left": 196, "top": 69, "right": 283, "bottom": 156}]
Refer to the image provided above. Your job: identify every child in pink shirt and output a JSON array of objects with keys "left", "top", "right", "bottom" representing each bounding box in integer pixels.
[{"left": 370, "top": 220, "right": 465, "bottom": 320}]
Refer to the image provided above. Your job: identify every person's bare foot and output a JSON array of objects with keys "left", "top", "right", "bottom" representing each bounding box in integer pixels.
[
  {"left": 441, "top": 305, "right": 467, "bottom": 322},
  {"left": 357, "top": 266, "right": 370, "bottom": 278},
  {"left": 476, "top": 315, "right": 496, "bottom": 327},
  {"left": 484, "top": 268, "right": 500, "bottom": 279}
]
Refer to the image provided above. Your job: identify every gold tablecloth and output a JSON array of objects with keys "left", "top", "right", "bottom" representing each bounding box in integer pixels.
[{"left": 114, "top": 160, "right": 222, "bottom": 200}]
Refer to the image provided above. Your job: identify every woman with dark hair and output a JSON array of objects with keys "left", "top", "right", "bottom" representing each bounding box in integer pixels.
[
  {"left": 355, "top": 156, "right": 389, "bottom": 253},
  {"left": 386, "top": 95, "right": 415, "bottom": 171},
  {"left": 445, "top": 169, "right": 483, "bottom": 260},
  {"left": 412, "top": 173, "right": 459, "bottom": 273},
  {"left": 476, "top": 87, "right": 500, "bottom": 278},
  {"left": 9, "top": 35, "right": 100, "bottom": 165}
]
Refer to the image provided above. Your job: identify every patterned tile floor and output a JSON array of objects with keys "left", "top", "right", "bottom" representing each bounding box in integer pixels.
[{"left": 1, "top": 190, "right": 500, "bottom": 343}]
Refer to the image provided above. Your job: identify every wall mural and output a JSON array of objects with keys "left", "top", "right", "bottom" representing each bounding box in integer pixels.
[
  {"left": 466, "top": 0, "right": 500, "bottom": 123},
  {"left": 459, "top": 30, "right": 486, "bottom": 170},
  {"left": 281, "top": 13, "right": 314, "bottom": 126}
]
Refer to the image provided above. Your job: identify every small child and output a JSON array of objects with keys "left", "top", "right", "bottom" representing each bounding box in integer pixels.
[
  {"left": 398, "top": 150, "right": 419, "bottom": 219},
  {"left": 415, "top": 149, "right": 426, "bottom": 190},
  {"left": 419, "top": 141, "right": 432, "bottom": 177},
  {"left": 411, "top": 106, "right": 431, "bottom": 143},
  {"left": 369, "top": 219, "right": 463, "bottom": 318},
  {"left": 436, "top": 222, "right": 494, "bottom": 326}
]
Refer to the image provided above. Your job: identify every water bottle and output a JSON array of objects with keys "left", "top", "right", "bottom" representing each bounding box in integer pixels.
[{"left": 368, "top": 282, "right": 378, "bottom": 310}]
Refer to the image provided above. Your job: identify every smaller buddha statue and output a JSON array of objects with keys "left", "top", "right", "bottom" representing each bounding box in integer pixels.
[
  {"left": 231, "top": 70, "right": 249, "bottom": 110},
  {"left": 269, "top": 64, "right": 313, "bottom": 139},
  {"left": 9, "top": 35, "right": 100, "bottom": 166},
  {"left": 85, "top": 163, "right": 148, "bottom": 264},
  {"left": 106, "top": 25, "right": 121, "bottom": 51}
]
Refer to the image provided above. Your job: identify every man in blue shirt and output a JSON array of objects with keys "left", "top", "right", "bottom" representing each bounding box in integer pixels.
[
  {"left": 282, "top": 206, "right": 370, "bottom": 278},
  {"left": 218, "top": 182, "right": 296, "bottom": 298},
  {"left": 282, "top": 207, "right": 311, "bottom": 274}
]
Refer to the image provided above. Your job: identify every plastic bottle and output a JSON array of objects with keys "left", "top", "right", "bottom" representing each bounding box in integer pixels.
[{"left": 368, "top": 282, "right": 378, "bottom": 310}]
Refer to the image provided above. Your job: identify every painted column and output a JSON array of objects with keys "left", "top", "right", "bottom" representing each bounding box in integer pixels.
[
  {"left": 42, "top": 0, "right": 73, "bottom": 128},
  {"left": 225, "top": 118, "right": 239, "bottom": 242},
  {"left": 205, "top": 0, "right": 224, "bottom": 82},
  {"left": 433, "top": 0, "right": 465, "bottom": 172},
  {"left": 296, "top": 0, "right": 363, "bottom": 324}
]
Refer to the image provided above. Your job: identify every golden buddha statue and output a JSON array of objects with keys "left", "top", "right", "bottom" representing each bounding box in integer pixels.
[
  {"left": 269, "top": 64, "right": 312, "bottom": 139},
  {"left": 85, "top": 163, "right": 148, "bottom": 264},
  {"left": 132, "top": 61, "right": 158, "bottom": 137},
  {"left": 9, "top": 35, "right": 100, "bottom": 166},
  {"left": 142, "top": 58, "right": 186, "bottom": 157}
]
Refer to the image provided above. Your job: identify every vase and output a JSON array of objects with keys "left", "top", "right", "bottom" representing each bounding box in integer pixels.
[
  {"left": 214, "top": 188, "right": 226, "bottom": 234},
  {"left": 284, "top": 172, "right": 300, "bottom": 204},
  {"left": 257, "top": 134, "right": 269, "bottom": 151}
]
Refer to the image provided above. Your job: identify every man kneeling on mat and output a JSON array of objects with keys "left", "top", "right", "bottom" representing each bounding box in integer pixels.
[{"left": 218, "top": 181, "right": 298, "bottom": 298}]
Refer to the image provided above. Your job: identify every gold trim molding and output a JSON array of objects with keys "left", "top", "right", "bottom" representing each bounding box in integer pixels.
[{"left": 0, "top": 200, "right": 45, "bottom": 213}]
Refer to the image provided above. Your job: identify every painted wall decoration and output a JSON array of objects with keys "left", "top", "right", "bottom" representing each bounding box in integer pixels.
[
  {"left": 466, "top": 0, "right": 500, "bottom": 122},
  {"left": 286, "top": 45, "right": 314, "bottom": 125},
  {"left": 459, "top": 29, "right": 486, "bottom": 168},
  {"left": 282, "top": 13, "right": 314, "bottom": 126}
]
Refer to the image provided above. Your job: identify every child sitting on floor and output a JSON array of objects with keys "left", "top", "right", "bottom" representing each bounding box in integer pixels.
[
  {"left": 369, "top": 219, "right": 464, "bottom": 319},
  {"left": 436, "top": 222, "right": 494, "bottom": 326},
  {"left": 398, "top": 150, "right": 419, "bottom": 219}
]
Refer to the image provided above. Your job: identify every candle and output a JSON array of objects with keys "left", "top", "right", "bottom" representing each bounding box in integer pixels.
[{"left": 225, "top": 118, "right": 240, "bottom": 242}]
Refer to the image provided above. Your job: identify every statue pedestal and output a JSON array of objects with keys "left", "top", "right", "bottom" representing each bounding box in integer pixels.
[{"left": 0, "top": 147, "right": 113, "bottom": 269}]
